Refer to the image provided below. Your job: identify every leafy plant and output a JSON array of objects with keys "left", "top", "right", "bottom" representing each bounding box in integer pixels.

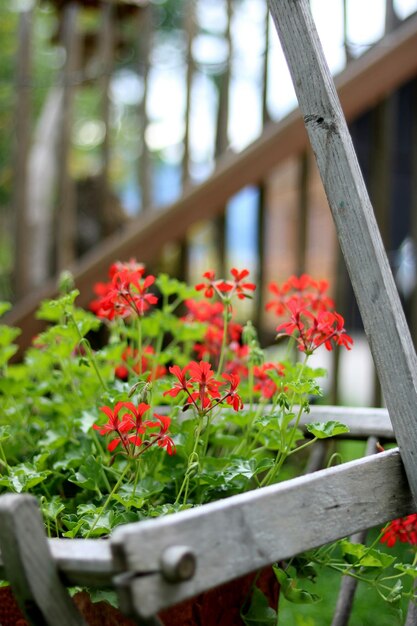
[{"left": 1, "top": 261, "right": 416, "bottom": 622}]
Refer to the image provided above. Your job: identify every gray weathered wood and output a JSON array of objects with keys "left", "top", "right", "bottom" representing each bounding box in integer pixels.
[
  {"left": 268, "top": 0, "right": 417, "bottom": 504},
  {"left": 0, "top": 494, "right": 87, "bottom": 626},
  {"left": 154, "top": 404, "right": 394, "bottom": 440},
  {"left": 111, "top": 448, "right": 412, "bottom": 618}
]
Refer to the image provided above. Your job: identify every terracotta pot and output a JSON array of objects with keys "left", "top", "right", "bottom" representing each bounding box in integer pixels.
[{"left": 0, "top": 566, "right": 279, "bottom": 626}]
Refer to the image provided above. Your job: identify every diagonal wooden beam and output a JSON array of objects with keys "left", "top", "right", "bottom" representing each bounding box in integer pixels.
[
  {"left": 268, "top": 0, "right": 417, "bottom": 502},
  {"left": 6, "top": 12, "right": 417, "bottom": 349}
]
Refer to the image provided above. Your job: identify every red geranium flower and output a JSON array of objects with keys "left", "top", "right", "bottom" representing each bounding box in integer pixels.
[
  {"left": 381, "top": 514, "right": 417, "bottom": 548},
  {"left": 222, "top": 373, "right": 244, "bottom": 411}
]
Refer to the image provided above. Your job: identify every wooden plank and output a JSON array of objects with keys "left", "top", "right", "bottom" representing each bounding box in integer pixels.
[
  {"left": 153, "top": 404, "right": 394, "bottom": 440},
  {"left": 138, "top": 3, "right": 152, "bottom": 210},
  {"left": 98, "top": 2, "right": 115, "bottom": 237},
  {"left": 0, "top": 537, "right": 115, "bottom": 588},
  {"left": 7, "top": 12, "right": 417, "bottom": 348},
  {"left": 0, "top": 494, "right": 87, "bottom": 625},
  {"left": 268, "top": 0, "right": 417, "bottom": 502},
  {"left": 111, "top": 448, "right": 412, "bottom": 618}
]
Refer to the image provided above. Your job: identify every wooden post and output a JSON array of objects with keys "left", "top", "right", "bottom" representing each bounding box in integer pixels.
[
  {"left": 255, "top": 2, "right": 270, "bottom": 336},
  {"left": 0, "top": 495, "right": 86, "bottom": 626},
  {"left": 13, "top": 8, "right": 33, "bottom": 300},
  {"left": 55, "top": 3, "right": 80, "bottom": 273},
  {"left": 98, "top": 2, "right": 115, "bottom": 237},
  {"left": 138, "top": 3, "right": 152, "bottom": 211},
  {"left": 213, "top": 0, "right": 233, "bottom": 278},
  {"left": 295, "top": 151, "right": 309, "bottom": 276},
  {"left": 410, "top": 79, "right": 417, "bottom": 345},
  {"left": 268, "top": 0, "right": 417, "bottom": 503}
]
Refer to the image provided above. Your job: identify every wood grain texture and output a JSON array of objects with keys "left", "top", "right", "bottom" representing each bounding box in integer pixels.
[
  {"left": 111, "top": 449, "right": 413, "bottom": 617},
  {"left": 7, "top": 12, "right": 417, "bottom": 351},
  {"left": 268, "top": 0, "right": 417, "bottom": 504},
  {"left": 0, "top": 494, "right": 87, "bottom": 625}
]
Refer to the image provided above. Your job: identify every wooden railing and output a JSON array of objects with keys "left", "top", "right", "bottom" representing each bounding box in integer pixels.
[{"left": 6, "top": 10, "right": 417, "bottom": 353}]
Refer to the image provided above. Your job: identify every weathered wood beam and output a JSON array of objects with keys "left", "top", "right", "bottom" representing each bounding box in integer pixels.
[
  {"left": 0, "top": 449, "right": 410, "bottom": 609},
  {"left": 6, "top": 12, "right": 417, "bottom": 348},
  {"left": 112, "top": 448, "right": 412, "bottom": 618},
  {"left": 268, "top": 0, "right": 417, "bottom": 502}
]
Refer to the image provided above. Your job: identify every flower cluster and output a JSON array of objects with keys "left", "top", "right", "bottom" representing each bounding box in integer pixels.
[
  {"left": 380, "top": 514, "right": 417, "bottom": 548},
  {"left": 195, "top": 268, "right": 256, "bottom": 301},
  {"left": 266, "top": 274, "right": 353, "bottom": 354},
  {"left": 93, "top": 401, "right": 175, "bottom": 456},
  {"left": 164, "top": 361, "right": 243, "bottom": 413},
  {"left": 90, "top": 260, "right": 157, "bottom": 320}
]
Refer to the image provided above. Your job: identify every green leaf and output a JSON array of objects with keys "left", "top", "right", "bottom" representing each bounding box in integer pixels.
[
  {"left": 0, "top": 465, "right": 51, "bottom": 493},
  {"left": 0, "top": 324, "right": 21, "bottom": 347},
  {"left": 0, "top": 302, "right": 12, "bottom": 317},
  {"left": 41, "top": 496, "right": 65, "bottom": 521},
  {"left": 0, "top": 426, "right": 11, "bottom": 443},
  {"left": 241, "top": 587, "right": 277, "bottom": 625},
  {"left": 305, "top": 420, "right": 350, "bottom": 439},
  {"left": 68, "top": 456, "right": 104, "bottom": 491},
  {"left": 394, "top": 563, "right": 417, "bottom": 578},
  {"left": 273, "top": 566, "right": 320, "bottom": 604},
  {"left": 340, "top": 540, "right": 395, "bottom": 568},
  {"left": 36, "top": 290, "right": 80, "bottom": 321}
]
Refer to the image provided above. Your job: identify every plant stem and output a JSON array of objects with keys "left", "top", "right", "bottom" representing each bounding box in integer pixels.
[
  {"left": 85, "top": 463, "right": 130, "bottom": 538},
  {"left": 175, "top": 416, "right": 204, "bottom": 505},
  {"left": 137, "top": 316, "right": 143, "bottom": 375},
  {"left": 68, "top": 313, "right": 108, "bottom": 390},
  {"left": 216, "top": 302, "right": 230, "bottom": 376}
]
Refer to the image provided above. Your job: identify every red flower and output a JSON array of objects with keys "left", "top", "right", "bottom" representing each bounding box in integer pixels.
[
  {"left": 195, "top": 270, "right": 217, "bottom": 299},
  {"left": 90, "top": 262, "right": 157, "bottom": 320},
  {"left": 163, "top": 364, "right": 193, "bottom": 399},
  {"left": 93, "top": 401, "right": 175, "bottom": 457},
  {"left": 276, "top": 300, "right": 353, "bottom": 354},
  {"left": 195, "top": 268, "right": 255, "bottom": 301},
  {"left": 93, "top": 402, "right": 135, "bottom": 452},
  {"left": 230, "top": 268, "right": 256, "bottom": 300},
  {"left": 381, "top": 514, "right": 417, "bottom": 548},
  {"left": 253, "top": 363, "right": 285, "bottom": 399},
  {"left": 147, "top": 413, "right": 176, "bottom": 455},
  {"left": 222, "top": 373, "right": 244, "bottom": 411},
  {"left": 185, "top": 361, "right": 221, "bottom": 409}
]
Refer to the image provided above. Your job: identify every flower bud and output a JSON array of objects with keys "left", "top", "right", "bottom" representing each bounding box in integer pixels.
[
  {"left": 58, "top": 270, "right": 75, "bottom": 295},
  {"left": 242, "top": 321, "right": 257, "bottom": 345}
]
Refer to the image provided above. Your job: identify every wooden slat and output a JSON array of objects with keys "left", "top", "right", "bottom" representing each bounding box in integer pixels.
[
  {"left": 7, "top": 12, "right": 417, "bottom": 348},
  {"left": 111, "top": 448, "right": 412, "bottom": 618},
  {"left": 98, "top": 2, "right": 115, "bottom": 237},
  {"left": 268, "top": 0, "right": 417, "bottom": 502},
  {"left": 153, "top": 405, "right": 394, "bottom": 440},
  {"left": 0, "top": 538, "right": 114, "bottom": 587},
  {"left": 0, "top": 495, "right": 87, "bottom": 625}
]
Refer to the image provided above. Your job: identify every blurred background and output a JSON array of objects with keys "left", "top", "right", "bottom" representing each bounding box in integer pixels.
[{"left": 1, "top": 0, "right": 417, "bottom": 405}]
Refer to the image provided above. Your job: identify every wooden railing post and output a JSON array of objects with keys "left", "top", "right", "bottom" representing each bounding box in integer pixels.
[
  {"left": 13, "top": 8, "right": 33, "bottom": 300},
  {"left": 268, "top": 0, "right": 417, "bottom": 502}
]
